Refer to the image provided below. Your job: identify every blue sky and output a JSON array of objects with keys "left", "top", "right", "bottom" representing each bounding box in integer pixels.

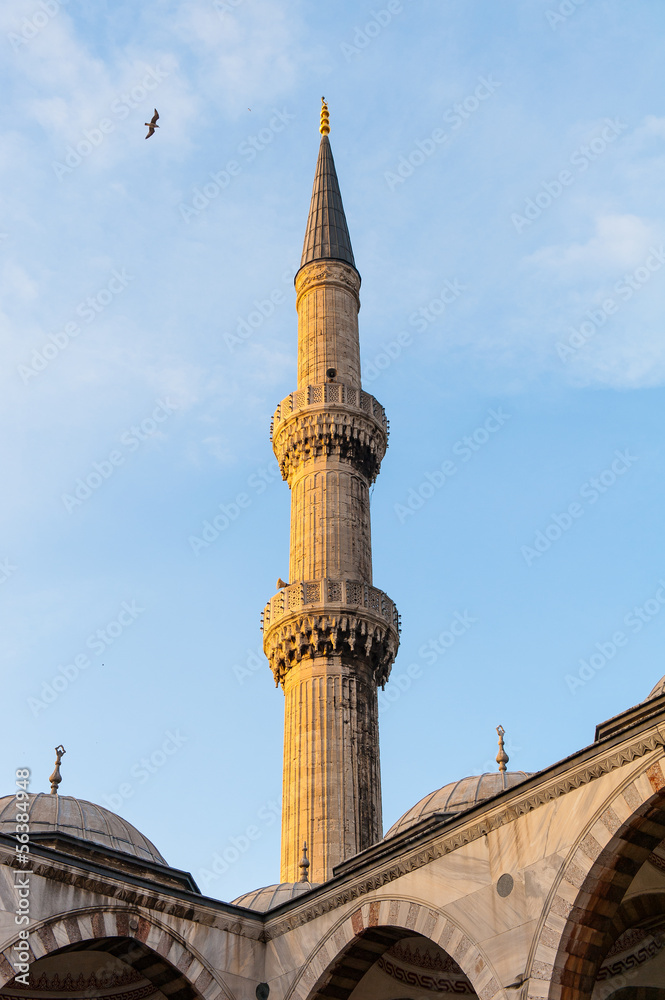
[{"left": 2, "top": 0, "right": 665, "bottom": 900}]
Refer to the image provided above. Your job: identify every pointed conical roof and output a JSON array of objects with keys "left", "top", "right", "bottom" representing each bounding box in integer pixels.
[{"left": 300, "top": 135, "right": 356, "bottom": 270}]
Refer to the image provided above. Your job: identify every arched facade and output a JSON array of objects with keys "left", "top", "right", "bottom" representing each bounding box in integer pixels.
[
  {"left": 535, "top": 756, "right": 665, "bottom": 1000},
  {"left": 0, "top": 908, "right": 233, "bottom": 1000}
]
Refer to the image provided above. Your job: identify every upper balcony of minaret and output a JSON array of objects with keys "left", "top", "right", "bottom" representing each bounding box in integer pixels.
[{"left": 270, "top": 380, "right": 389, "bottom": 486}]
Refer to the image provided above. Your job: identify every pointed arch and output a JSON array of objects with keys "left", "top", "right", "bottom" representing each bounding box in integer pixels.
[
  {"left": 0, "top": 906, "right": 235, "bottom": 1000},
  {"left": 283, "top": 896, "right": 504, "bottom": 1000},
  {"left": 527, "top": 755, "right": 665, "bottom": 1000}
]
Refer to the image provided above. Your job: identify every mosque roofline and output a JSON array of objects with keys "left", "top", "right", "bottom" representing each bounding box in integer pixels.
[
  {"left": 1, "top": 694, "right": 662, "bottom": 930},
  {"left": 326, "top": 696, "right": 665, "bottom": 882},
  {"left": 594, "top": 689, "right": 665, "bottom": 742},
  {"left": 0, "top": 834, "right": 263, "bottom": 927}
]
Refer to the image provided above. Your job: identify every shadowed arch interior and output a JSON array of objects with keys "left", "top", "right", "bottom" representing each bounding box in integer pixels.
[
  {"left": 30, "top": 937, "right": 202, "bottom": 1000},
  {"left": 307, "top": 926, "right": 479, "bottom": 1000},
  {"left": 551, "top": 787, "right": 665, "bottom": 1000}
]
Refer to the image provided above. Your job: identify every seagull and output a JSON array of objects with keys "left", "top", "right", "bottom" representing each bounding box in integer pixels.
[{"left": 144, "top": 109, "right": 160, "bottom": 139}]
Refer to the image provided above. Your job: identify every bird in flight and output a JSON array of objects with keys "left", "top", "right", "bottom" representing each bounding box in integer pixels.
[{"left": 144, "top": 109, "right": 160, "bottom": 139}]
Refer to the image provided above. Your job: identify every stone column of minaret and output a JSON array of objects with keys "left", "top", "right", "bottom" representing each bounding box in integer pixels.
[{"left": 262, "top": 101, "right": 400, "bottom": 884}]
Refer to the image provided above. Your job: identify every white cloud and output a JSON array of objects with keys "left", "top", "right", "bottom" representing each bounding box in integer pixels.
[{"left": 524, "top": 213, "right": 661, "bottom": 277}]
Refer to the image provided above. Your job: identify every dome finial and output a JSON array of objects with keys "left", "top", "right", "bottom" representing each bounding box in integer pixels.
[
  {"left": 496, "top": 726, "right": 509, "bottom": 773},
  {"left": 49, "top": 744, "right": 66, "bottom": 794},
  {"left": 298, "top": 841, "right": 310, "bottom": 882},
  {"left": 320, "top": 97, "right": 330, "bottom": 135}
]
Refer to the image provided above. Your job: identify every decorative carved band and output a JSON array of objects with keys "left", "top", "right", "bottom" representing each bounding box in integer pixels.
[
  {"left": 295, "top": 260, "right": 361, "bottom": 305},
  {"left": 272, "top": 384, "right": 387, "bottom": 435},
  {"left": 377, "top": 955, "right": 475, "bottom": 994},
  {"left": 262, "top": 579, "right": 399, "bottom": 686},
  {"left": 272, "top": 405, "right": 388, "bottom": 484}
]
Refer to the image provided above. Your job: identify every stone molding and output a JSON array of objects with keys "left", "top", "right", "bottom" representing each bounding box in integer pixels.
[
  {"left": 264, "top": 730, "right": 665, "bottom": 940},
  {"left": 272, "top": 404, "right": 388, "bottom": 484},
  {"left": 262, "top": 583, "right": 399, "bottom": 687},
  {"left": 295, "top": 261, "right": 361, "bottom": 307}
]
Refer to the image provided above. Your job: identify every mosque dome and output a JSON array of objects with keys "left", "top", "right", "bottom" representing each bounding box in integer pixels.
[
  {"left": 0, "top": 793, "right": 166, "bottom": 865},
  {"left": 645, "top": 676, "right": 665, "bottom": 701},
  {"left": 384, "top": 771, "right": 533, "bottom": 839},
  {"left": 232, "top": 882, "right": 319, "bottom": 911}
]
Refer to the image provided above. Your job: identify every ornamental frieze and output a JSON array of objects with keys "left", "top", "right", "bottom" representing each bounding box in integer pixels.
[{"left": 262, "top": 585, "right": 399, "bottom": 687}]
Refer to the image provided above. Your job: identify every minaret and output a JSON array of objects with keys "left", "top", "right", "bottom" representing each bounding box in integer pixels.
[{"left": 262, "top": 101, "right": 400, "bottom": 884}]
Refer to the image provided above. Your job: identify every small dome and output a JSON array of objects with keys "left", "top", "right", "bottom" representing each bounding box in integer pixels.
[
  {"left": 385, "top": 771, "right": 532, "bottom": 839},
  {"left": 646, "top": 676, "right": 665, "bottom": 701},
  {"left": 0, "top": 793, "right": 166, "bottom": 865},
  {"left": 232, "top": 882, "right": 319, "bottom": 911}
]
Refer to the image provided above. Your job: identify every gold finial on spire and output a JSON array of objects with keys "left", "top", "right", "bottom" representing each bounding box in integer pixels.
[
  {"left": 49, "top": 745, "right": 66, "bottom": 795},
  {"left": 299, "top": 841, "right": 310, "bottom": 882},
  {"left": 496, "top": 726, "right": 509, "bottom": 773},
  {"left": 320, "top": 97, "right": 330, "bottom": 135}
]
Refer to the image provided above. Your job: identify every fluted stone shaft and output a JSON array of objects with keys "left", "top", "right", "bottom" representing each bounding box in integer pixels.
[
  {"left": 262, "top": 128, "right": 399, "bottom": 885},
  {"left": 281, "top": 659, "right": 381, "bottom": 884},
  {"left": 289, "top": 465, "right": 372, "bottom": 585}
]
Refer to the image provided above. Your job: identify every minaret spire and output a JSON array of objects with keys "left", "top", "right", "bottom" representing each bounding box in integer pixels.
[
  {"left": 262, "top": 104, "right": 400, "bottom": 883},
  {"left": 300, "top": 100, "right": 356, "bottom": 272}
]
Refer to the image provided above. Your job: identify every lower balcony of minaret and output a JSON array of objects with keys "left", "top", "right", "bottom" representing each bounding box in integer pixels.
[
  {"left": 270, "top": 382, "right": 388, "bottom": 483},
  {"left": 261, "top": 578, "right": 400, "bottom": 688}
]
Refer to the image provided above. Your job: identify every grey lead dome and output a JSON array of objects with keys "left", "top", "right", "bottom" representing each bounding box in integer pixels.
[
  {"left": 384, "top": 771, "right": 533, "bottom": 839},
  {"left": 0, "top": 793, "right": 166, "bottom": 864}
]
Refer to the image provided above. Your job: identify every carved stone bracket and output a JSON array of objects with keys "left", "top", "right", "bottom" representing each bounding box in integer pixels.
[
  {"left": 273, "top": 407, "right": 387, "bottom": 484},
  {"left": 262, "top": 579, "right": 399, "bottom": 687}
]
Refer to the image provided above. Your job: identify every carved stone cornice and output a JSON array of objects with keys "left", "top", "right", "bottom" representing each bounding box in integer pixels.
[
  {"left": 295, "top": 260, "right": 361, "bottom": 307},
  {"left": 0, "top": 849, "right": 265, "bottom": 941},
  {"left": 263, "top": 730, "right": 665, "bottom": 939},
  {"left": 262, "top": 580, "right": 399, "bottom": 687},
  {"left": 272, "top": 405, "right": 388, "bottom": 484}
]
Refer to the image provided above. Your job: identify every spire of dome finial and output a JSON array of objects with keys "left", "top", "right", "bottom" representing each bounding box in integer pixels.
[
  {"left": 49, "top": 744, "right": 66, "bottom": 794},
  {"left": 298, "top": 841, "right": 310, "bottom": 882},
  {"left": 496, "top": 726, "right": 508, "bottom": 773},
  {"left": 320, "top": 97, "right": 330, "bottom": 135}
]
